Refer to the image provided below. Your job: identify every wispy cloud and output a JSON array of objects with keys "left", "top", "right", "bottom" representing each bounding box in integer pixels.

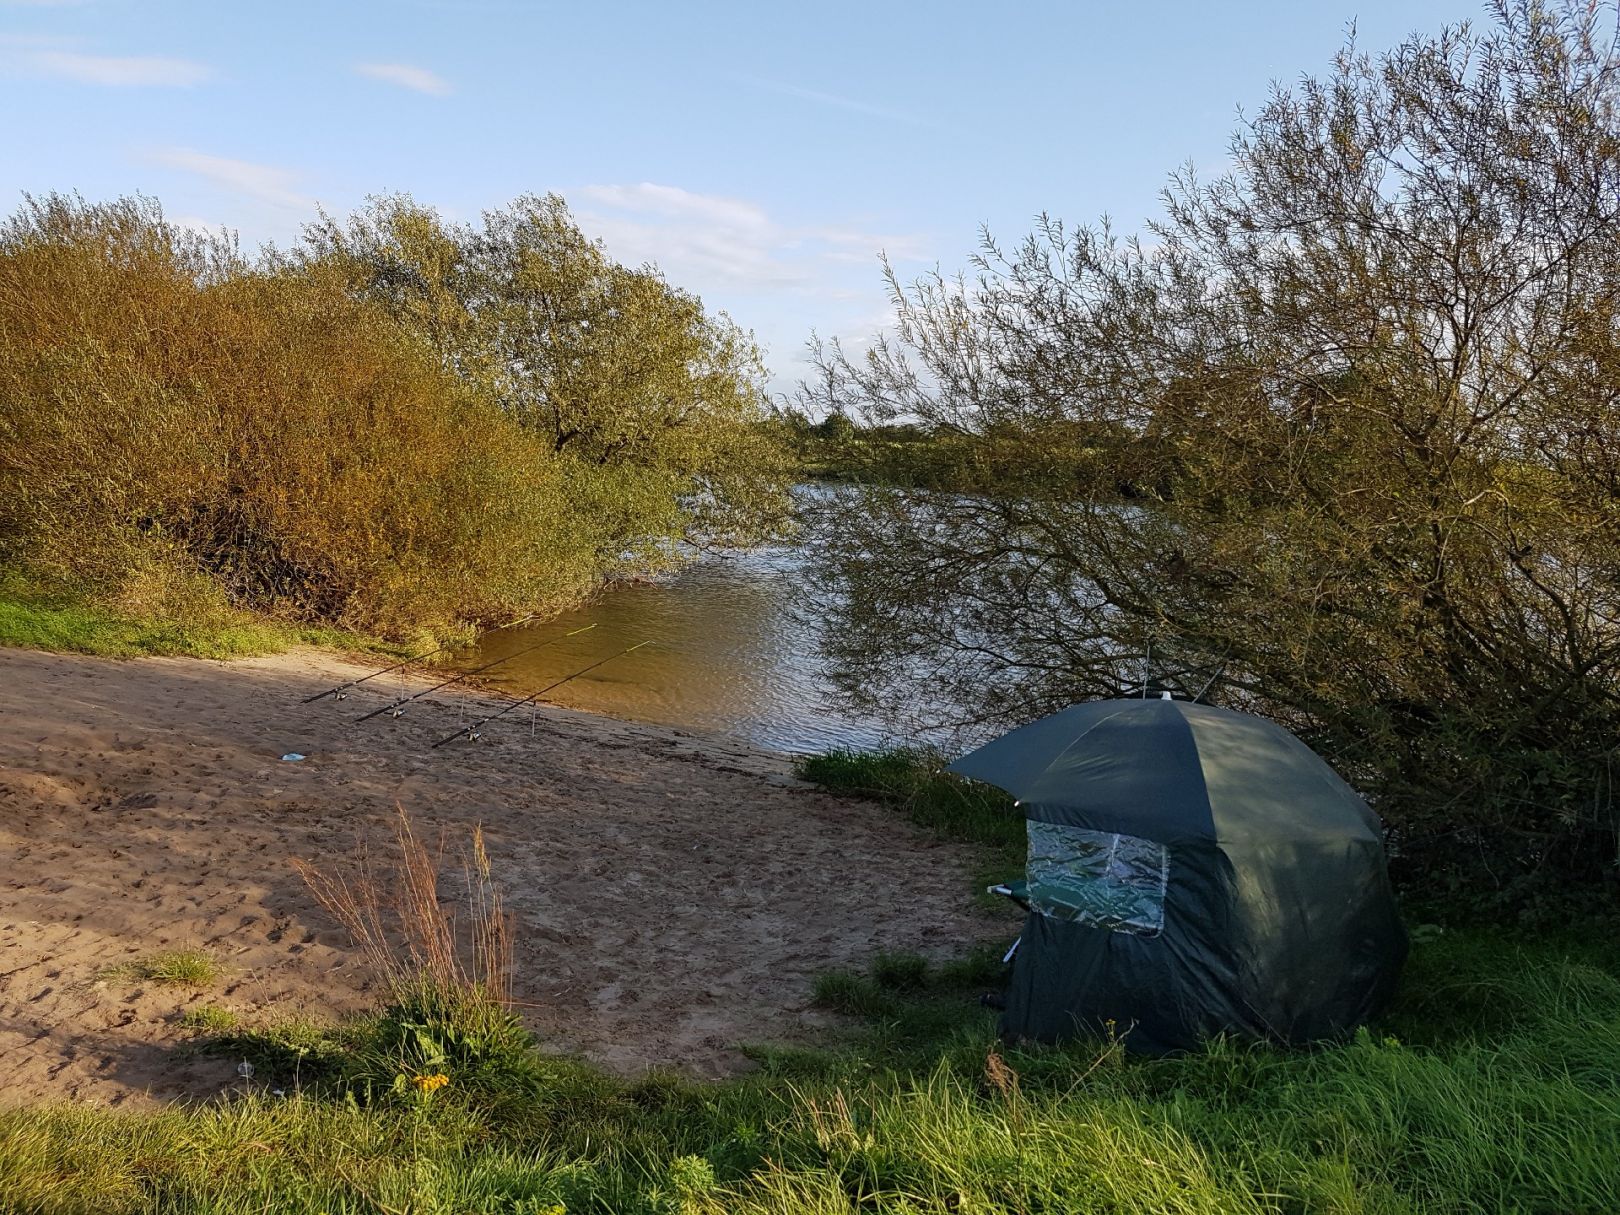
[
  {"left": 167, "top": 214, "right": 238, "bottom": 241},
  {"left": 571, "top": 181, "right": 929, "bottom": 391},
  {"left": 733, "top": 73, "right": 934, "bottom": 128},
  {"left": 355, "top": 61, "right": 452, "bottom": 96},
  {"left": 151, "top": 148, "right": 314, "bottom": 212},
  {"left": 578, "top": 182, "right": 771, "bottom": 234},
  {"left": 33, "top": 50, "right": 212, "bottom": 86},
  {"left": 573, "top": 181, "right": 927, "bottom": 294}
]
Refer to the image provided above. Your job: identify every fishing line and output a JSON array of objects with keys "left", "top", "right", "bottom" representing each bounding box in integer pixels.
[
  {"left": 354, "top": 622, "right": 598, "bottom": 724},
  {"left": 301, "top": 612, "right": 539, "bottom": 703},
  {"left": 430, "top": 640, "right": 651, "bottom": 749}
]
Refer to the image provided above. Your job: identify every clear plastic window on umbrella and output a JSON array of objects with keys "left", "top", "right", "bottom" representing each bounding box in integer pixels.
[{"left": 1025, "top": 823, "right": 1169, "bottom": 937}]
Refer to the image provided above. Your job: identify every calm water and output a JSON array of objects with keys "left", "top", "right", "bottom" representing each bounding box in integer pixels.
[{"left": 458, "top": 539, "right": 915, "bottom": 755}]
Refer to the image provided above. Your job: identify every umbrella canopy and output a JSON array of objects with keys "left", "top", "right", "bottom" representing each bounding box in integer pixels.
[
  {"left": 949, "top": 697, "right": 1406, "bottom": 1051},
  {"left": 947, "top": 696, "right": 1380, "bottom": 844}
]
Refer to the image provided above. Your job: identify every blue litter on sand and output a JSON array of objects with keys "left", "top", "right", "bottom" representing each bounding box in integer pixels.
[{"left": 280, "top": 753, "right": 306, "bottom": 762}]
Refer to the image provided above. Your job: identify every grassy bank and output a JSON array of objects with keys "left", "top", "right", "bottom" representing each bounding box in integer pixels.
[
  {"left": 0, "top": 571, "right": 399, "bottom": 661},
  {"left": 1, "top": 929, "right": 1616, "bottom": 1213},
  {"left": 2, "top": 747, "right": 1616, "bottom": 1212}
]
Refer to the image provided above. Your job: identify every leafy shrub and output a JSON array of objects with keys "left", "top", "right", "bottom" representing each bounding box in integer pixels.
[{"left": 0, "top": 193, "right": 787, "bottom": 640}]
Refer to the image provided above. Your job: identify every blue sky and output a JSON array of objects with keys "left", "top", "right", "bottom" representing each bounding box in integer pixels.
[{"left": 4, "top": 0, "right": 1477, "bottom": 395}]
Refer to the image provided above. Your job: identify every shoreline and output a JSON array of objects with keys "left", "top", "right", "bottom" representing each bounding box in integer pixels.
[
  {"left": 315, "top": 640, "right": 812, "bottom": 782},
  {"left": 0, "top": 644, "right": 993, "bottom": 1108}
]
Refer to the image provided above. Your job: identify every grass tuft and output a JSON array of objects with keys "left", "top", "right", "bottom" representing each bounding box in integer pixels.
[
  {"left": 292, "top": 808, "right": 512, "bottom": 1007},
  {"left": 178, "top": 1005, "right": 239, "bottom": 1033},
  {"left": 105, "top": 949, "right": 220, "bottom": 988},
  {"left": 870, "top": 951, "right": 931, "bottom": 992},
  {"left": 812, "top": 971, "right": 898, "bottom": 1019},
  {"left": 795, "top": 747, "right": 1022, "bottom": 851}
]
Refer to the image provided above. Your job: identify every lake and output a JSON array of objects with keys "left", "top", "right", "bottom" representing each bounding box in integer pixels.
[{"left": 456, "top": 535, "right": 918, "bottom": 755}]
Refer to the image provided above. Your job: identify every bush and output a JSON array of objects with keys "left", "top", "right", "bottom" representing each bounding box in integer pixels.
[{"left": 0, "top": 193, "right": 787, "bottom": 641}]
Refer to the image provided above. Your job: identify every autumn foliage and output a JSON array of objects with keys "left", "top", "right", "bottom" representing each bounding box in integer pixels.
[{"left": 0, "top": 193, "right": 785, "bottom": 639}]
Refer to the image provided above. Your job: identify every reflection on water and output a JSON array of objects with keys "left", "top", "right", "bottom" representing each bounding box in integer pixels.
[{"left": 459, "top": 541, "right": 909, "bottom": 755}]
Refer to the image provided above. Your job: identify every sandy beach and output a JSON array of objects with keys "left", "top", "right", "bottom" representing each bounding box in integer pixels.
[{"left": 0, "top": 645, "right": 993, "bottom": 1108}]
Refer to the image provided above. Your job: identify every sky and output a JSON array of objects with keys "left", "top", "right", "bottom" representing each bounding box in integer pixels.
[{"left": 3, "top": 0, "right": 1480, "bottom": 398}]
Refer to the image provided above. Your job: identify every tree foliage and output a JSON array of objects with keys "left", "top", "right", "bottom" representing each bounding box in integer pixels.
[
  {"left": 800, "top": 1, "right": 1620, "bottom": 906},
  {"left": 0, "top": 193, "right": 786, "bottom": 637},
  {"left": 300, "top": 194, "right": 787, "bottom": 555}
]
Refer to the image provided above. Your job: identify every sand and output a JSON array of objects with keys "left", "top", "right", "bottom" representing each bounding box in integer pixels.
[{"left": 0, "top": 645, "right": 999, "bottom": 1108}]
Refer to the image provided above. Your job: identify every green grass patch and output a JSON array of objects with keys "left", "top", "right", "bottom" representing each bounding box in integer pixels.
[
  {"left": 0, "top": 567, "right": 408, "bottom": 660},
  {"left": 177, "top": 1005, "right": 239, "bottom": 1033},
  {"left": 812, "top": 970, "right": 899, "bottom": 1019},
  {"left": 794, "top": 747, "right": 1021, "bottom": 850},
  {"left": 105, "top": 949, "right": 220, "bottom": 989},
  {"left": 2, "top": 931, "right": 1616, "bottom": 1213},
  {"left": 870, "top": 950, "right": 931, "bottom": 993}
]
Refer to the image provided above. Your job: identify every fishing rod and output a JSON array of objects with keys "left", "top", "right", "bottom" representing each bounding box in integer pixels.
[
  {"left": 430, "top": 640, "right": 651, "bottom": 748},
  {"left": 354, "top": 622, "right": 598, "bottom": 723},
  {"left": 1191, "top": 649, "right": 1233, "bottom": 704},
  {"left": 302, "top": 612, "right": 540, "bottom": 703}
]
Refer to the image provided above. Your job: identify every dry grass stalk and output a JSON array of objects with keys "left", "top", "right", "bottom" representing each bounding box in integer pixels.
[
  {"left": 985, "top": 1047, "right": 1027, "bottom": 1147},
  {"left": 292, "top": 805, "right": 512, "bottom": 1005}
]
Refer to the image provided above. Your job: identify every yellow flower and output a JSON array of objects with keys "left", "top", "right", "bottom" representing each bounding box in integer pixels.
[{"left": 410, "top": 1072, "right": 450, "bottom": 1093}]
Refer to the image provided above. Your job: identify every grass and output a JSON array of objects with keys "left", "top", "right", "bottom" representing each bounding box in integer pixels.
[
  {"left": 795, "top": 747, "right": 1023, "bottom": 851},
  {"left": 1, "top": 931, "right": 1616, "bottom": 1213},
  {"left": 177, "top": 1006, "right": 239, "bottom": 1033},
  {"left": 0, "top": 567, "right": 413, "bottom": 661},
  {"left": 796, "top": 746, "right": 1026, "bottom": 900},
  {"left": 104, "top": 950, "right": 220, "bottom": 989}
]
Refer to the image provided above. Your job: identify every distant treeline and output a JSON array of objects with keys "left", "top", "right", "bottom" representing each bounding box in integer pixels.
[
  {"left": 0, "top": 194, "right": 788, "bottom": 640},
  {"left": 775, "top": 409, "right": 1137, "bottom": 496}
]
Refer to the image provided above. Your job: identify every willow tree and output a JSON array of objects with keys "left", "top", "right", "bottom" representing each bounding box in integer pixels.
[
  {"left": 801, "top": 1, "right": 1620, "bottom": 902},
  {"left": 299, "top": 194, "right": 789, "bottom": 569},
  {"left": 0, "top": 194, "right": 603, "bottom": 634}
]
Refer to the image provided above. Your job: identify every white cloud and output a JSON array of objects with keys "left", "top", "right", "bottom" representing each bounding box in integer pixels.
[
  {"left": 734, "top": 73, "right": 935, "bottom": 128},
  {"left": 574, "top": 180, "right": 927, "bottom": 295},
  {"left": 151, "top": 148, "right": 314, "bottom": 212},
  {"left": 569, "top": 182, "right": 928, "bottom": 393},
  {"left": 33, "top": 50, "right": 212, "bottom": 86},
  {"left": 355, "top": 61, "right": 452, "bottom": 96},
  {"left": 167, "top": 214, "right": 238, "bottom": 241},
  {"left": 577, "top": 182, "right": 771, "bottom": 235}
]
